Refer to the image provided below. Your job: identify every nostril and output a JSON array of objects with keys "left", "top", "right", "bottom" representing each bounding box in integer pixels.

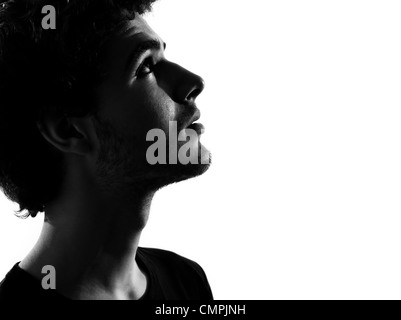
[{"left": 187, "top": 88, "right": 202, "bottom": 101}]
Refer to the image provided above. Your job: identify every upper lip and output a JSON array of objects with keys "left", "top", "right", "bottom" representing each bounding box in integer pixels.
[{"left": 187, "top": 109, "right": 201, "bottom": 127}]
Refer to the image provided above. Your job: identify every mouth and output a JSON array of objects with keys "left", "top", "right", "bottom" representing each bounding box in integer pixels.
[
  {"left": 185, "top": 109, "right": 204, "bottom": 134},
  {"left": 187, "top": 122, "right": 205, "bottom": 135},
  {"left": 188, "top": 109, "right": 201, "bottom": 126}
]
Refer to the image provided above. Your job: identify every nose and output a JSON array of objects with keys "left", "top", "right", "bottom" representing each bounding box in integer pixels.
[
  {"left": 184, "top": 75, "right": 205, "bottom": 103},
  {"left": 156, "top": 61, "right": 205, "bottom": 105}
]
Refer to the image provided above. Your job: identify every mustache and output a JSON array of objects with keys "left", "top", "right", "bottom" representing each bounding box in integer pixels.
[{"left": 176, "top": 104, "right": 200, "bottom": 131}]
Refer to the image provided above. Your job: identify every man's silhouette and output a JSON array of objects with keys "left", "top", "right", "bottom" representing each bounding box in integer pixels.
[{"left": 0, "top": 0, "right": 212, "bottom": 300}]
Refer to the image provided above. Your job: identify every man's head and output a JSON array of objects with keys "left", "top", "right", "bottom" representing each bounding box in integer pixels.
[{"left": 0, "top": 0, "right": 210, "bottom": 218}]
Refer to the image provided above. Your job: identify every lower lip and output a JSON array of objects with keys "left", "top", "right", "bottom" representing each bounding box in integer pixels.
[{"left": 187, "top": 123, "right": 205, "bottom": 135}]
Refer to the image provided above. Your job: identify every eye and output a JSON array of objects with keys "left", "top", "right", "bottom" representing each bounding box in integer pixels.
[{"left": 136, "top": 57, "right": 154, "bottom": 79}]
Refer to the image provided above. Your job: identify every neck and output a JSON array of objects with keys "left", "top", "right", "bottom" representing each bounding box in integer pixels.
[{"left": 20, "top": 163, "right": 155, "bottom": 300}]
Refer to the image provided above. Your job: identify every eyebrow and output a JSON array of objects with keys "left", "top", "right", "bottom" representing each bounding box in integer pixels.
[{"left": 124, "top": 39, "right": 166, "bottom": 75}]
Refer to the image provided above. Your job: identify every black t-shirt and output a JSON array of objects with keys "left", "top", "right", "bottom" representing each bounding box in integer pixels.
[{"left": 0, "top": 247, "right": 213, "bottom": 300}]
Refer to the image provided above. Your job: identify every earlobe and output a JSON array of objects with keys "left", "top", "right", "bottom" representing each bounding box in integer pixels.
[{"left": 36, "top": 114, "right": 94, "bottom": 156}]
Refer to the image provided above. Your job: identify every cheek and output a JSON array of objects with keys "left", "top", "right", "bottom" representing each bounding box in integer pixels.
[
  {"left": 130, "top": 84, "right": 177, "bottom": 135},
  {"left": 97, "top": 79, "right": 182, "bottom": 162},
  {"left": 107, "top": 85, "right": 175, "bottom": 137}
]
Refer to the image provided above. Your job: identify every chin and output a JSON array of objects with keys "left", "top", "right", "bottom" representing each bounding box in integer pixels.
[
  {"left": 108, "top": 142, "right": 212, "bottom": 193},
  {"left": 145, "top": 149, "right": 212, "bottom": 191},
  {"left": 159, "top": 162, "right": 211, "bottom": 188},
  {"left": 173, "top": 144, "right": 211, "bottom": 180}
]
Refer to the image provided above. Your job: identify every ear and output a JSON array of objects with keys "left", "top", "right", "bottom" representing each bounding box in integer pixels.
[{"left": 36, "top": 113, "right": 98, "bottom": 156}]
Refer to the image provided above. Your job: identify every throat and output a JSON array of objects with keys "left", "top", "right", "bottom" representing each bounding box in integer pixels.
[{"left": 69, "top": 251, "right": 148, "bottom": 300}]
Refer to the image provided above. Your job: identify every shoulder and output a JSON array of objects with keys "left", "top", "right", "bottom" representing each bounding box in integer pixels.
[
  {"left": 0, "top": 263, "right": 32, "bottom": 300},
  {"left": 137, "top": 247, "right": 213, "bottom": 299},
  {"left": 138, "top": 247, "right": 204, "bottom": 272},
  {"left": 0, "top": 262, "right": 68, "bottom": 301}
]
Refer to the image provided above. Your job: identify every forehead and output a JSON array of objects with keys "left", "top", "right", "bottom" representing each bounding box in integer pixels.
[{"left": 116, "top": 15, "right": 162, "bottom": 47}]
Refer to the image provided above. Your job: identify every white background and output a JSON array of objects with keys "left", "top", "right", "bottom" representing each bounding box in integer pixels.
[{"left": 1, "top": 0, "right": 401, "bottom": 299}]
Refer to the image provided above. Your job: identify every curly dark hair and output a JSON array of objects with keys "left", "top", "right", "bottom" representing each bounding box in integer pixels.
[{"left": 0, "top": 0, "right": 157, "bottom": 218}]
